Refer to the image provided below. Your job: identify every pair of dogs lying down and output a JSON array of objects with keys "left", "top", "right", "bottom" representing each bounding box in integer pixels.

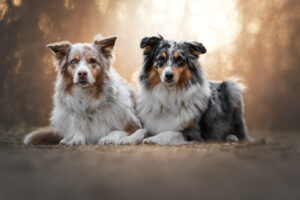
[{"left": 24, "top": 34, "right": 249, "bottom": 146}]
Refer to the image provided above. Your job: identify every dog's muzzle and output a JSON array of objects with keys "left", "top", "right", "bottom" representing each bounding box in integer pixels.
[
  {"left": 163, "top": 66, "right": 174, "bottom": 83},
  {"left": 164, "top": 71, "right": 174, "bottom": 83}
]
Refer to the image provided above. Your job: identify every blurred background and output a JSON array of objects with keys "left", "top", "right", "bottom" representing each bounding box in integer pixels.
[{"left": 0, "top": 0, "right": 299, "bottom": 132}]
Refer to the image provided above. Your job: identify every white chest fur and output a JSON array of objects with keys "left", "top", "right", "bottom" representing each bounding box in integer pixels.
[
  {"left": 50, "top": 69, "right": 137, "bottom": 144},
  {"left": 137, "top": 83, "right": 210, "bottom": 135}
]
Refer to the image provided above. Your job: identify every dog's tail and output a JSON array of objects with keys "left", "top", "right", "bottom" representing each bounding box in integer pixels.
[
  {"left": 223, "top": 77, "right": 248, "bottom": 140},
  {"left": 23, "top": 127, "right": 62, "bottom": 145},
  {"left": 223, "top": 77, "right": 246, "bottom": 108}
]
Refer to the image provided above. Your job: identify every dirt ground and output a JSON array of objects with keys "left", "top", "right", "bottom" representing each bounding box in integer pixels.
[{"left": 0, "top": 130, "right": 299, "bottom": 200}]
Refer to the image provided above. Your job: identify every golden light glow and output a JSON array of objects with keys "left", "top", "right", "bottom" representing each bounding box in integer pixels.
[
  {"left": 38, "top": 14, "right": 53, "bottom": 38},
  {"left": 0, "top": 0, "right": 8, "bottom": 20},
  {"left": 1, "top": 0, "right": 298, "bottom": 130},
  {"left": 95, "top": 0, "right": 109, "bottom": 14},
  {"left": 116, "top": 1, "right": 128, "bottom": 22},
  {"left": 64, "top": 0, "right": 75, "bottom": 10},
  {"left": 115, "top": 0, "right": 242, "bottom": 84},
  {"left": 247, "top": 18, "right": 261, "bottom": 34},
  {"left": 126, "top": 0, "right": 241, "bottom": 52},
  {"left": 14, "top": 50, "right": 22, "bottom": 74},
  {"left": 12, "top": 0, "right": 22, "bottom": 7}
]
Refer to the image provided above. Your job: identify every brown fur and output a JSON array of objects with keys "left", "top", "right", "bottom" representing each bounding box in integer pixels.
[
  {"left": 176, "top": 66, "right": 192, "bottom": 89},
  {"left": 173, "top": 52, "right": 179, "bottom": 59},
  {"left": 124, "top": 121, "right": 141, "bottom": 135},
  {"left": 156, "top": 65, "right": 167, "bottom": 79},
  {"left": 161, "top": 52, "right": 167, "bottom": 58},
  {"left": 182, "top": 119, "right": 196, "bottom": 131},
  {"left": 26, "top": 127, "right": 62, "bottom": 145},
  {"left": 47, "top": 41, "right": 71, "bottom": 64},
  {"left": 93, "top": 36, "right": 116, "bottom": 59},
  {"left": 144, "top": 46, "right": 153, "bottom": 54},
  {"left": 93, "top": 68, "right": 108, "bottom": 99},
  {"left": 148, "top": 65, "right": 162, "bottom": 88},
  {"left": 61, "top": 68, "right": 74, "bottom": 95},
  {"left": 181, "top": 119, "right": 196, "bottom": 139}
]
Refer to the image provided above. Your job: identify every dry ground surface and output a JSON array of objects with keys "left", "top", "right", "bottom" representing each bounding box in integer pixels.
[{"left": 0, "top": 129, "right": 299, "bottom": 200}]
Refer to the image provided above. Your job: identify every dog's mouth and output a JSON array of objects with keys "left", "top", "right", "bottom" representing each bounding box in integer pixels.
[
  {"left": 76, "top": 80, "right": 91, "bottom": 87},
  {"left": 163, "top": 79, "right": 175, "bottom": 84},
  {"left": 162, "top": 78, "right": 176, "bottom": 86}
]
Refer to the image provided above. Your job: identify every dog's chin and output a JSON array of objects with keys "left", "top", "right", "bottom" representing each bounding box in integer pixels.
[
  {"left": 162, "top": 80, "right": 176, "bottom": 87},
  {"left": 75, "top": 81, "right": 93, "bottom": 88}
]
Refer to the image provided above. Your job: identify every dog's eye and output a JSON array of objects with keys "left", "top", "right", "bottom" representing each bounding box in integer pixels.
[
  {"left": 70, "top": 59, "right": 78, "bottom": 65},
  {"left": 157, "top": 56, "right": 166, "bottom": 62},
  {"left": 176, "top": 56, "right": 183, "bottom": 61},
  {"left": 175, "top": 56, "right": 184, "bottom": 64},
  {"left": 89, "top": 58, "right": 97, "bottom": 64}
]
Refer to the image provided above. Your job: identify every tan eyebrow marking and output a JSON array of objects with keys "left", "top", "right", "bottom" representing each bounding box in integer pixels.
[
  {"left": 72, "top": 54, "right": 80, "bottom": 60},
  {"left": 173, "top": 52, "right": 179, "bottom": 59},
  {"left": 85, "top": 54, "right": 93, "bottom": 60},
  {"left": 161, "top": 52, "right": 167, "bottom": 58}
]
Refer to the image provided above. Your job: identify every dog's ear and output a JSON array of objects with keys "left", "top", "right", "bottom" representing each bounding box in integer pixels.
[
  {"left": 140, "top": 35, "right": 163, "bottom": 54},
  {"left": 184, "top": 41, "right": 206, "bottom": 57},
  {"left": 93, "top": 35, "right": 117, "bottom": 58},
  {"left": 47, "top": 41, "right": 71, "bottom": 70},
  {"left": 47, "top": 41, "right": 71, "bottom": 60}
]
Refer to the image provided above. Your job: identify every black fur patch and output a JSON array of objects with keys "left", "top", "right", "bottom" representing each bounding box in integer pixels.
[{"left": 197, "top": 81, "right": 247, "bottom": 141}]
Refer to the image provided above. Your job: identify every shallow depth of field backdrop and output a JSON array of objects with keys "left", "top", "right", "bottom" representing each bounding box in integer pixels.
[{"left": 0, "top": 0, "right": 299, "bottom": 132}]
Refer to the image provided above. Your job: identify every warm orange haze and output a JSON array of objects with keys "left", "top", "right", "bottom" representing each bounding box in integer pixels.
[
  {"left": 0, "top": 1, "right": 300, "bottom": 200},
  {"left": 0, "top": 0, "right": 299, "bottom": 131}
]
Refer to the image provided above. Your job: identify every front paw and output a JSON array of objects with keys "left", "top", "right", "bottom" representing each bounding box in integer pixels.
[
  {"left": 98, "top": 131, "right": 127, "bottom": 145},
  {"left": 98, "top": 137, "right": 117, "bottom": 145},
  {"left": 120, "top": 136, "right": 141, "bottom": 145},
  {"left": 143, "top": 131, "right": 189, "bottom": 145},
  {"left": 120, "top": 129, "right": 147, "bottom": 145},
  {"left": 66, "top": 135, "right": 86, "bottom": 146},
  {"left": 59, "top": 138, "right": 68, "bottom": 145},
  {"left": 143, "top": 137, "right": 159, "bottom": 145},
  {"left": 226, "top": 134, "right": 239, "bottom": 143}
]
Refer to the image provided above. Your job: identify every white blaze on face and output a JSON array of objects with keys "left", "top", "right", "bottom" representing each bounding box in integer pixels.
[
  {"left": 73, "top": 60, "right": 95, "bottom": 85},
  {"left": 70, "top": 43, "right": 96, "bottom": 86},
  {"left": 161, "top": 43, "right": 175, "bottom": 82}
]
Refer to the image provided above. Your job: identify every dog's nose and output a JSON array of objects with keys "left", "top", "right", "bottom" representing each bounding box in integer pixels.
[
  {"left": 165, "top": 71, "right": 174, "bottom": 81},
  {"left": 78, "top": 71, "right": 87, "bottom": 79}
]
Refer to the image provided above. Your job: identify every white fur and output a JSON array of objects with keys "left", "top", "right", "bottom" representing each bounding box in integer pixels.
[
  {"left": 23, "top": 132, "right": 35, "bottom": 145},
  {"left": 227, "top": 77, "right": 246, "bottom": 92},
  {"left": 51, "top": 67, "right": 140, "bottom": 145},
  {"left": 224, "top": 77, "right": 246, "bottom": 108},
  {"left": 120, "top": 129, "right": 148, "bottom": 145},
  {"left": 98, "top": 131, "right": 128, "bottom": 145},
  {"left": 137, "top": 76, "right": 210, "bottom": 136},
  {"left": 98, "top": 129, "right": 148, "bottom": 145},
  {"left": 143, "top": 131, "right": 191, "bottom": 145}
]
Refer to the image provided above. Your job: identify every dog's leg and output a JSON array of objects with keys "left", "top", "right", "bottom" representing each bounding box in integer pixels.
[
  {"left": 59, "top": 137, "right": 68, "bottom": 145},
  {"left": 98, "top": 131, "right": 128, "bottom": 145},
  {"left": 143, "top": 131, "right": 190, "bottom": 145},
  {"left": 120, "top": 129, "right": 148, "bottom": 145}
]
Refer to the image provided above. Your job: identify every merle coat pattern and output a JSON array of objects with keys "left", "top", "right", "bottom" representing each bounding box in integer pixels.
[{"left": 123, "top": 35, "right": 248, "bottom": 145}]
